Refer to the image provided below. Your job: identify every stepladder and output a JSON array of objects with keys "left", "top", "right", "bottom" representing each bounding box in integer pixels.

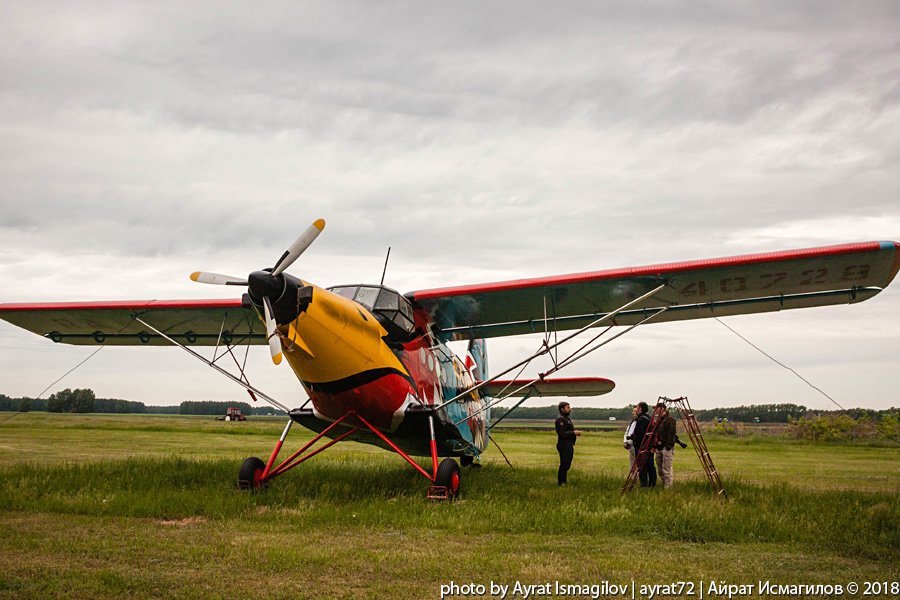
[{"left": 622, "top": 396, "right": 727, "bottom": 498}]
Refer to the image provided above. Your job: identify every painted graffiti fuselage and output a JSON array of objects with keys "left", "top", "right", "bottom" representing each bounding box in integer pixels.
[{"left": 271, "top": 277, "right": 488, "bottom": 458}]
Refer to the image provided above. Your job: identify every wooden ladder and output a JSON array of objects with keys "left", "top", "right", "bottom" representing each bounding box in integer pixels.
[{"left": 622, "top": 396, "right": 727, "bottom": 498}]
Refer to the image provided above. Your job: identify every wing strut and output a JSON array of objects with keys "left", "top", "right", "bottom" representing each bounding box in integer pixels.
[
  {"left": 486, "top": 389, "right": 534, "bottom": 431},
  {"left": 436, "top": 283, "right": 668, "bottom": 410},
  {"left": 135, "top": 316, "right": 292, "bottom": 413},
  {"left": 457, "top": 306, "right": 668, "bottom": 426}
]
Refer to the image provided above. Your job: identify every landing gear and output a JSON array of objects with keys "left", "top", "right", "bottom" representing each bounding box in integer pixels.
[
  {"left": 244, "top": 411, "right": 464, "bottom": 500},
  {"left": 237, "top": 456, "right": 266, "bottom": 490}
]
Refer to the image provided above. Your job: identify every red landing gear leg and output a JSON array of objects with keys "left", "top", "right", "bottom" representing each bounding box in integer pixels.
[
  {"left": 237, "top": 413, "right": 360, "bottom": 490},
  {"left": 237, "top": 411, "right": 461, "bottom": 500},
  {"left": 352, "top": 412, "right": 460, "bottom": 501},
  {"left": 426, "top": 414, "right": 460, "bottom": 501}
]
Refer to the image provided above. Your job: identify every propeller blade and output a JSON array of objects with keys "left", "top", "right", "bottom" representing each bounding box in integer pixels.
[
  {"left": 262, "top": 296, "right": 283, "bottom": 366},
  {"left": 271, "top": 218, "right": 326, "bottom": 276},
  {"left": 190, "top": 272, "right": 248, "bottom": 286}
]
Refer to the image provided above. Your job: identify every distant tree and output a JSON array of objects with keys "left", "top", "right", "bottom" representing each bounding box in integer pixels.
[
  {"left": 47, "top": 388, "right": 95, "bottom": 413},
  {"left": 19, "top": 398, "right": 30, "bottom": 412}
]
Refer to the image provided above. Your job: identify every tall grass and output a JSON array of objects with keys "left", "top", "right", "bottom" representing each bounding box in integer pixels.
[{"left": 1, "top": 456, "right": 896, "bottom": 563}]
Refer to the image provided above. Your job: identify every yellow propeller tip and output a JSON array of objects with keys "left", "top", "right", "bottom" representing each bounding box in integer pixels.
[
  {"left": 189, "top": 272, "right": 201, "bottom": 282},
  {"left": 313, "top": 218, "right": 326, "bottom": 231},
  {"left": 273, "top": 353, "right": 283, "bottom": 365}
]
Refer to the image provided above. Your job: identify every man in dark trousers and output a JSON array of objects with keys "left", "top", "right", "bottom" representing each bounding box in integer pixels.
[
  {"left": 631, "top": 401, "right": 657, "bottom": 487},
  {"left": 555, "top": 401, "right": 581, "bottom": 486}
]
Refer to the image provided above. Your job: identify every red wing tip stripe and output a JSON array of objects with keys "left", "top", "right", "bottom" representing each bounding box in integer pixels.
[
  {"left": 0, "top": 299, "right": 245, "bottom": 312},
  {"left": 410, "top": 241, "right": 897, "bottom": 300}
]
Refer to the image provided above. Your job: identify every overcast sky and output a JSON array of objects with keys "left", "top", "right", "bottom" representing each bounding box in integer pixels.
[{"left": 1, "top": 1, "right": 898, "bottom": 411}]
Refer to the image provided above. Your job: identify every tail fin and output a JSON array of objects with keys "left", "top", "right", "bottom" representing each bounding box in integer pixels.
[{"left": 466, "top": 338, "right": 488, "bottom": 381}]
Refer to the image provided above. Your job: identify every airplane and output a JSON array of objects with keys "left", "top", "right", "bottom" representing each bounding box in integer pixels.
[{"left": 0, "top": 219, "right": 897, "bottom": 499}]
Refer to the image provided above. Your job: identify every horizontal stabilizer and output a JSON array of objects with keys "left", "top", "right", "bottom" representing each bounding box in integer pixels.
[{"left": 479, "top": 377, "right": 615, "bottom": 397}]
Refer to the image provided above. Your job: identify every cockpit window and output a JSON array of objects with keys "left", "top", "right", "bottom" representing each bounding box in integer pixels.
[
  {"left": 328, "top": 285, "right": 416, "bottom": 337},
  {"left": 331, "top": 286, "right": 358, "bottom": 300},
  {"left": 354, "top": 287, "right": 380, "bottom": 309}
]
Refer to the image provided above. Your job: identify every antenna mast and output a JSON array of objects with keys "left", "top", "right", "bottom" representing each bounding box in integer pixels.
[{"left": 379, "top": 247, "right": 391, "bottom": 286}]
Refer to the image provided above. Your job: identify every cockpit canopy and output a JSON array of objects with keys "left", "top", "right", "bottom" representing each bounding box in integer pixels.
[{"left": 328, "top": 285, "right": 416, "bottom": 337}]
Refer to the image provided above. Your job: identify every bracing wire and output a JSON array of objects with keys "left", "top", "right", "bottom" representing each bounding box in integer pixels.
[
  {"left": 33, "top": 316, "right": 139, "bottom": 401},
  {"left": 714, "top": 317, "right": 845, "bottom": 411},
  {"left": 34, "top": 345, "right": 108, "bottom": 400}
]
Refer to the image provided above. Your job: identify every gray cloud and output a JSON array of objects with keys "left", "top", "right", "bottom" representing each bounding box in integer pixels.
[{"left": 1, "top": 1, "right": 898, "bottom": 408}]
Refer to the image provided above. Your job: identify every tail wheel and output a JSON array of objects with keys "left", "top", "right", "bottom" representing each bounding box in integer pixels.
[
  {"left": 435, "top": 458, "right": 461, "bottom": 498},
  {"left": 237, "top": 456, "right": 267, "bottom": 490}
]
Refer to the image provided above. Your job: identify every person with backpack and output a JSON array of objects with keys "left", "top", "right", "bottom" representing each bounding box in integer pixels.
[{"left": 631, "top": 401, "right": 657, "bottom": 487}]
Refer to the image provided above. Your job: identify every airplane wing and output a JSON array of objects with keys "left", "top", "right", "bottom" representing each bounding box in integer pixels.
[
  {"left": 480, "top": 377, "right": 615, "bottom": 397},
  {"left": 407, "top": 241, "right": 900, "bottom": 341},
  {"left": 0, "top": 298, "right": 264, "bottom": 346}
]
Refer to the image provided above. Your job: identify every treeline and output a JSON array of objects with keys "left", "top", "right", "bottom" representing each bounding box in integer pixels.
[
  {"left": 0, "top": 389, "right": 146, "bottom": 414},
  {"left": 491, "top": 403, "right": 897, "bottom": 424},
  {"left": 177, "top": 401, "right": 284, "bottom": 416},
  {"left": 492, "top": 406, "right": 634, "bottom": 421},
  {"left": 694, "top": 403, "right": 808, "bottom": 423},
  {"left": 1, "top": 390, "right": 284, "bottom": 416}
]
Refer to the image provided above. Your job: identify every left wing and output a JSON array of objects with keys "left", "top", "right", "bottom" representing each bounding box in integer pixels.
[
  {"left": 0, "top": 299, "right": 264, "bottom": 346},
  {"left": 407, "top": 241, "right": 900, "bottom": 341}
]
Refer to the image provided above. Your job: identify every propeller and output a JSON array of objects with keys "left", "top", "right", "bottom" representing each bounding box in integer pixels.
[
  {"left": 189, "top": 218, "right": 325, "bottom": 365},
  {"left": 271, "top": 218, "right": 326, "bottom": 276},
  {"left": 189, "top": 272, "right": 248, "bottom": 286},
  {"left": 262, "top": 296, "right": 283, "bottom": 365}
]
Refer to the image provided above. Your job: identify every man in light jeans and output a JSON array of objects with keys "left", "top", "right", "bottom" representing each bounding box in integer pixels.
[
  {"left": 654, "top": 402, "right": 677, "bottom": 488},
  {"left": 623, "top": 405, "right": 639, "bottom": 470}
]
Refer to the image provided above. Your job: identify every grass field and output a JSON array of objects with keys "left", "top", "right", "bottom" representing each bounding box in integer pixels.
[{"left": 1, "top": 413, "right": 898, "bottom": 599}]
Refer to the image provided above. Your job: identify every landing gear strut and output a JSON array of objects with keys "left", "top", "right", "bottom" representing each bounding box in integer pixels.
[{"left": 235, "top": 410, "right": 462, "bottom": 500}]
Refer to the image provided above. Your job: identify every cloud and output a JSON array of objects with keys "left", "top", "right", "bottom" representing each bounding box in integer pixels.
[{"left": 0, "top": 1, "right": 898, "bottom": 408}]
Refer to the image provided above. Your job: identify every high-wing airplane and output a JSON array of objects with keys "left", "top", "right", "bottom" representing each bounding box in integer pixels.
[{"left": 1, "top": 220, "right": 897, "bottom": 498}]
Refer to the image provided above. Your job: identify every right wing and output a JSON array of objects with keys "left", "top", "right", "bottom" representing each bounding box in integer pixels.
[
  {"left": 0, "top": 298, "right": 264, "bottom": 346},
  {"left": 407, "top": 241, "right": 900, "bottom": 340}
]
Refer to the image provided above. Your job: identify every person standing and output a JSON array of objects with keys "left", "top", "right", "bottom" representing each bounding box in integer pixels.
[
  {"left": 623, "top": 405, "right": 639, "bottom": 471},
  {"left": 655, "top": 402, "right": 677, "bottom": 488},
  {"left": 631, "top": 402, "right": 657, "bottom": 487},
  {"left": 555, "top": 401, "right": 581, "bottom": 486}
]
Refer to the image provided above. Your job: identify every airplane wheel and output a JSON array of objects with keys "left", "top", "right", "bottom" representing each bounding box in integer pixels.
[
  {"left": 435, "top": 458, "right": 461, "bottom": 498},
  {"left": 237, "top": 456, "right": 267, "bottom": 490}
]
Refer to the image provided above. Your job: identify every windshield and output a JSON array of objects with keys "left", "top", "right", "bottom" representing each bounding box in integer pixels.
[{"left": 328, "top": 285, "right": 415, "bottom": 334}]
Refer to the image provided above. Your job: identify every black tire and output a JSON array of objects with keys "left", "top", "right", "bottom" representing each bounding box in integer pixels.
[
  {"left": 435, "top": 458, "right": 461, "bottom": 498},
  {"left": 237, "top": 456, "right": 266, "bottom": 490}
]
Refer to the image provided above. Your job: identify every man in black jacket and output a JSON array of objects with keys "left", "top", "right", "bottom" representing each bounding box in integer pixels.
[
  {"left": 631, "top": 401, "right": 657, "bottom": 487},
  {"left": 555, "top": 402, "right": 581, "bottom": 486}
]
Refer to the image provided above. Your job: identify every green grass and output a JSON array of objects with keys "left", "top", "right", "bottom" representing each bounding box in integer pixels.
[{"left": 0, "top": 414, "right": 898, "bottom": 599}]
